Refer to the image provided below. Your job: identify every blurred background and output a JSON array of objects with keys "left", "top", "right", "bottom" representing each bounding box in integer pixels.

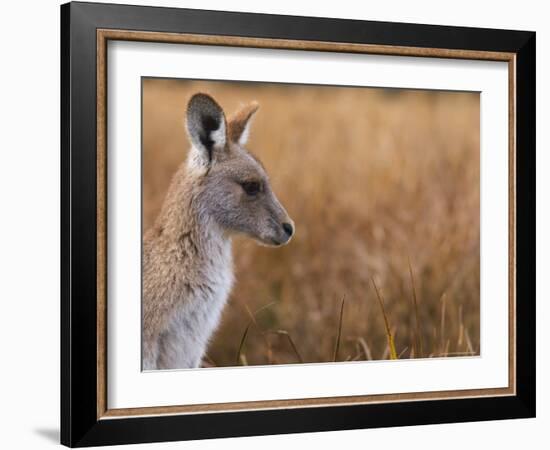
[{"left": 142, "top": 78, "right": 480, "bottom": 367}]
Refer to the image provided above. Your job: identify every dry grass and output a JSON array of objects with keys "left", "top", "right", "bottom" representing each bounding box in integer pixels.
[{"left": 142, "top": 78, "right": 480, "bottom": 366}]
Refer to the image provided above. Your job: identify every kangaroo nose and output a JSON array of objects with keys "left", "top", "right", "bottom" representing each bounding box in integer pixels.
[{"left": 282, "top": 222, "right": 294, "bottom": 237}]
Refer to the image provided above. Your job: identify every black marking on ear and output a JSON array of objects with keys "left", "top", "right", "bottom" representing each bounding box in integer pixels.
[{"left": 199, "top": 114, "right": 220, "bottom": 163}]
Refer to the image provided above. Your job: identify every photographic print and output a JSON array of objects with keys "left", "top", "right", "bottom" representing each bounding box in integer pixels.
[
  {"left": 141, "top": 79, "right": 480, "bottom": 370},
  {"left": 62, "top": 4, "right": 535, "bottom": 445}
]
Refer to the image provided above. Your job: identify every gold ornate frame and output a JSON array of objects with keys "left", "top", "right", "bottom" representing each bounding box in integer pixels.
[{"left": 96, "top": 29, "right": 516, "bottom": 420}]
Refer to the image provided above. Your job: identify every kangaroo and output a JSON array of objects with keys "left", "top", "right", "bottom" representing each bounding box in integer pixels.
[{"left": 142, "top": 93, "right": 294, "bottom": 370}]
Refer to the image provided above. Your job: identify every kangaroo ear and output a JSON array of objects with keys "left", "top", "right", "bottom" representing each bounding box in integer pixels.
[
  {"left": 186, "top": 93, "right": 227, "bottom": 165},
  {"left": 228, "top": 102, "right": 259, "bottom": 146}
]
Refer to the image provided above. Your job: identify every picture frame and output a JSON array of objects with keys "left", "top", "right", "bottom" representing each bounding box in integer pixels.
[{"left": 60, "top": 1, "right": 535, "bottom": 447}]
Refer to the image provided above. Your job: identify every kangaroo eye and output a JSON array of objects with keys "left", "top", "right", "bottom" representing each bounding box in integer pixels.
[{"left": 241, "top": 181, "right": 261, "bottom": 196}]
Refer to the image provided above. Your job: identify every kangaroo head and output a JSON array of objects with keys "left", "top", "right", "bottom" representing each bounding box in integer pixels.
[{"left": 185, "top": 93, "right": 294, "bottom": 247}]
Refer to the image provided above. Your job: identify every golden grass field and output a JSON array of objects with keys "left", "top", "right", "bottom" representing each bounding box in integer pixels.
[{"left": 142, "top": 78, "right": 480, "bottom": 367}]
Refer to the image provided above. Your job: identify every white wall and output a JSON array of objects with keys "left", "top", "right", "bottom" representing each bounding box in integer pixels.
[{"left": 0, "top": 1, "right": 546, "bottom": 449}]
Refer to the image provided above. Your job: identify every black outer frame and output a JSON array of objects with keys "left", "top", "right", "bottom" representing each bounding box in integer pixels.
[{"left": 60, "top": 1, "right": 536, "bottom": 447}]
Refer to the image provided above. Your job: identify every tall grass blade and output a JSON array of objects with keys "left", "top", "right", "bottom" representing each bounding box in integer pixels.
[
  {"left": 333, "top": 296, "right": 346, "bottom": 362},
  {"left": 408, "top": 257, "right": 423, "bottom": 357},
  {"left": 235, "top": 322, "right": 252, "bottom": 366},
  {"left": 439, "top": 292, "right": 447, "bottom": 355},
  {"left": 356, "top": 337, "right": 373, "bottom": 360},
  {"left": 464, "top": 328, "right": 475, "bottom": 355},
  {"left": 371, "top": 277, "right": 398, "bottom": 360},
  {"left": 242, "top": 301, "right": 276, "bottom": 364},
  {"left": 458, "top": 304, "right": 464, "bottom": 348},
  {"left": 270, "top": 330, "right": 303, "bottom": 363}
]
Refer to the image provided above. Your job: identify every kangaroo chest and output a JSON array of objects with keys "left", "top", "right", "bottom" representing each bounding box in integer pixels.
[{"left": 158, "top": 241, "right": 234, "bottom": 369}]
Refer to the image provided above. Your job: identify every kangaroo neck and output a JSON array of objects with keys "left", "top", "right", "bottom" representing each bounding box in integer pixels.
[{"left": 153, "top": 164, "right": 230, "bottom": 265}]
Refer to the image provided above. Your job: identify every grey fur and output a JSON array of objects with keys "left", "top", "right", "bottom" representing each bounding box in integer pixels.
[{"left": 142, "top": 93, "right": 294, "bottom": 370}]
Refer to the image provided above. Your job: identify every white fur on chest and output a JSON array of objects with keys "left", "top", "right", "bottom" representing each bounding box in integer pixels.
[{"left": 157, "top": 242, "right": 234, "bottom": 369}]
